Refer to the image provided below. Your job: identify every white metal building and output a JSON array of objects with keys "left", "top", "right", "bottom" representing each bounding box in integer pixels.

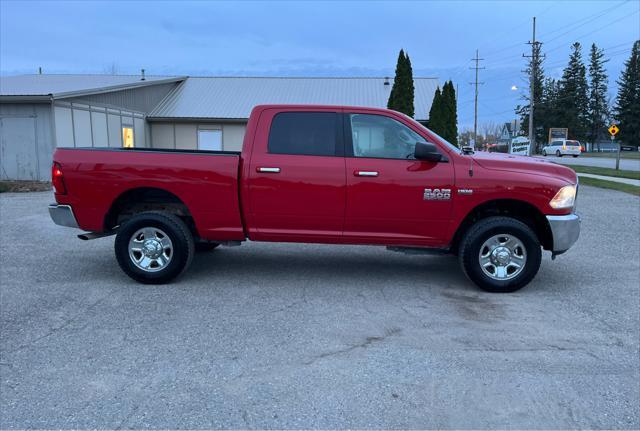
[{"left": 0, "top": 74, "right": 439, "bottom": 180}]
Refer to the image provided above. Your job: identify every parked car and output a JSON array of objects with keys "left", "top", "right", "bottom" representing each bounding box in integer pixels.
[
  {"left": 49, "top": 105, "right": 580, "bottom": 293},
  {"left": 542, "top": 139, "right": 582, "bottom": 157}
]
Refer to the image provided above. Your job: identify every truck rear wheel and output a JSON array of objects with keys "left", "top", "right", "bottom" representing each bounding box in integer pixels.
[
  {"left": 459, "top": 216, "right": 541, "bottom": 293},
  {"left": 115, "top": 211, "right": 194, "bottom": 284}
]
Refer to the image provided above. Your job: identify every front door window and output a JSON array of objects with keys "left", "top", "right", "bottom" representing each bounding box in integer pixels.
[{"left": 349, "top": 114, "right": 427, "bottom": 159}]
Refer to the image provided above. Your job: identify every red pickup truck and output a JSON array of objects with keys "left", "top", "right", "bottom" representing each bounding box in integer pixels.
[{"left": 49, "top": 105, "right": 580, "bottom": 292}]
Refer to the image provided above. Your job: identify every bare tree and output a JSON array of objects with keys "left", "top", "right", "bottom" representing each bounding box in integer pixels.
[
  {"left": 480, "top": 121, "right": 501, "bottom": 143},
  {"left": 103, "top": 62, "right": 120, "bottom": 75}
]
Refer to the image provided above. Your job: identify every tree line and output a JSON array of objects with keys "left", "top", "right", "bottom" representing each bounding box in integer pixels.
[
  {"left": 518, "top": 40, "right": 639, "bottom": 151},
  {"left": 386, "top": 40, "right": 638, "bottom": 150}
]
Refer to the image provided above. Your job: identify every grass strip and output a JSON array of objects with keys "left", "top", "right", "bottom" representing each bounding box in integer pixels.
[
  {"left": 578, "top": 177, "right": 640, "bottom": 196},
  {"left": 567, "top": 165, "right": 640, "bottom": 180}
]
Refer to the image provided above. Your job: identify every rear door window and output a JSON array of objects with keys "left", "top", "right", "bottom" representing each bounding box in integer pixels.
[{"left": 268, "top": 112, "right": 341, "bottom": 156}]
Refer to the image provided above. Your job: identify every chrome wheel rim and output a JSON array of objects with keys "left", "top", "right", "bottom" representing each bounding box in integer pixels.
[
  {"left": 478, "top": 234, "right": 526, "bottom": 281},
  {"left": 128, "top": 227, "right": 173, "bottom": 272}
]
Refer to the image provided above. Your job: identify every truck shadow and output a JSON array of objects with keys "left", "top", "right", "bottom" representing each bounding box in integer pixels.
[{"left": 185, "top": 243, "right": 473, "bottom": 292}]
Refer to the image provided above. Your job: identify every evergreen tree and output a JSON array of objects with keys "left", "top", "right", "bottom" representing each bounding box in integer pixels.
[
  {"left": 539, "top": 77, "right": 562, "bottom": 146},
  {"left": 557, "top": 42, "right": 589, "bottom": 141},
  {"left": 387, "top": 49, "right": 415, "bottom": 117},
  {"left": 441, "top": 81, "right": 459, "bottom": 145},
  {"left": 587, "top": 43, "right": 609, "bottom": 151},
  {"left": 517, "top": 40, "right": 545, "bottom": 146},
  {"left": 427, "top": 87, "right": 445, "bottom": 136},
  {"left": 614, "top": 40, "right": 640, "bottom": 147}
]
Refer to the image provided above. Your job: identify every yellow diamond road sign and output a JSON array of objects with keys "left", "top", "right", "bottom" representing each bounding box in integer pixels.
[{"left": 609, "top": 124, "right": 619, "bottom": 136}]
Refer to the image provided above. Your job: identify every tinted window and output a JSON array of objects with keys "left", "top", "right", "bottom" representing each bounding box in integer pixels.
[
  {"left": 349, "top": 114, "right": 427, "bottom": 159},
  {"left": 268, "top": 112, "right": 338, "bottom": 156}
]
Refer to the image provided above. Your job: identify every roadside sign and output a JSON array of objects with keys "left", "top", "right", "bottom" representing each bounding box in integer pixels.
[
  {"left": 548, "top": 128, "right": 568, "bottom": 144},
  {"left": 510, "top": 137, "right": 530, "bottom": 155},
  {"left": 609, "top": 124, "right": 619, "bottom": 136}
]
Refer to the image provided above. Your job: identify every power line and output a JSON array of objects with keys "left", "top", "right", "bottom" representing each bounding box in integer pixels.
[
  {"left": 480, "top": 2, "right": 559, "bottom": 58},
  {"left": 545, "top": 9, "right": 640, "bottom": 55},
  {"left": 483, "top": 2, "right": 631, "bottom": 68},
  {"left": 522, "top": 17, "right": 544, "bottom": 155},
  {"left": 469, "top": 49, "right": 485, "bottom": 149},
  {"left": 543, "top": 1, "right": 630, "bottom": 44}
]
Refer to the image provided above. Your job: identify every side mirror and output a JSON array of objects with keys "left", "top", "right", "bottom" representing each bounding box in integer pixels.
[{"left": 414, "top": 142, "right": 443, "bottom": 162}]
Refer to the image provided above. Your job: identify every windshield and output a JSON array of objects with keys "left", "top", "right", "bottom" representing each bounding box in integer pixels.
[{"left": 400, "top": 114, "right": 461, "bottom": 153}]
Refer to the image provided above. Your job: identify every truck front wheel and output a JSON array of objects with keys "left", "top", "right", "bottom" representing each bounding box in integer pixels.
[
  {"left": 115, "top": 211, "right": 195, "bottom": 284},
  {"left": 459, "top": 216, "right": 541, "bottom": 293}
]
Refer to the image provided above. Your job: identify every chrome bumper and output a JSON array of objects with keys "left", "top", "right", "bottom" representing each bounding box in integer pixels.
[
  {"left": 48, "top": 204, "right": 79, "bottom": 228},
  {"left": 546, "top": 213, "right": 580, "bottom": 255}
]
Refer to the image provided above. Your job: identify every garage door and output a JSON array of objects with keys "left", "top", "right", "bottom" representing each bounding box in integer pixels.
[{"left": 0, "top": 117, "right": 38, "bottom": 180}]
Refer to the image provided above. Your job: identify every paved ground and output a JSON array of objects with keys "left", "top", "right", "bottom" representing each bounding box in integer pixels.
[
  {"left": 1, "top": 189, "right": 639, "bottom": 429},
  {"left": 536, "top": 154, "right": 640, "bottom": 171}
]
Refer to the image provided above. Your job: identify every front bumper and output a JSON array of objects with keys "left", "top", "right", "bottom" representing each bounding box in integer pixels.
[
  {"left": 546, "top": 213, "right": 580, "bottom": 255},
  {"left": 48, "top": 204, "right": 79, "bottom": 228}
]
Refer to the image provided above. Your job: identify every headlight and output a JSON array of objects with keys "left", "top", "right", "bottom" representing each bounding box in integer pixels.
[{"left": 550, "top": 185, "right": 576, "bottom": 209}]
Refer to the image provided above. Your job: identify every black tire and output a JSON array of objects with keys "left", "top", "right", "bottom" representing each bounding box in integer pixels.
[
  {"left": 572, "top": 155, "right": 579, "bottom": 158},
  {"left": 115, "top": 211, "right": 194, "bottom": 284},
  {"left": 195, "top": 242, "right": 220, "bottom": 252},
  {"left": 556, "top": 150, "right": 562, "bottom": 157},
  {"left": 459, "top": 216, "right": 542, "bottom": 293},
  {"left": 542, "top": 150, "right": 547, "bottom": 156}
]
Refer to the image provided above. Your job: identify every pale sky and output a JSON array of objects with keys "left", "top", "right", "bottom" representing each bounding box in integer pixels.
[{"left": 1, "top": 0, "right": 638, "bottom": 128}]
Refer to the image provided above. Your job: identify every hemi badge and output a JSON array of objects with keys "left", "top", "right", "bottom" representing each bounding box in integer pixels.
[{"left": 458, "top": 189, "right": 473, "bottom": 195}]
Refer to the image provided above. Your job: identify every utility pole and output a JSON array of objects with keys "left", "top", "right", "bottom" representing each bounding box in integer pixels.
[
  {"left": 523, "top": 17, "right": 544, "bottom": 155},
  {"left": 470, "top": 49, "right": 484, "bottom": 149}
]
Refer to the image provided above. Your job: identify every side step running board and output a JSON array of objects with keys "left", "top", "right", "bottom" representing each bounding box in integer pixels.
[{"left": 386, "top": 246, "right": 449, "bottom": 255}]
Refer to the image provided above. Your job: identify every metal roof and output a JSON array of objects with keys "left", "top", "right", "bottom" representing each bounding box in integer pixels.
[
  {"left": 0, "top": 74, "right": 186, "bottom": 100},
  {"left": 149, "top": 77, "right": 439, "bottom": 121}
]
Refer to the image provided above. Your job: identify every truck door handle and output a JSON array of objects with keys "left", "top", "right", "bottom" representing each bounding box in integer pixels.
[
  {"left": 355, "top": 171, "right": 379, "bottom": 177},
  {"left": 257, "top": 167, "right": 281, "bottom": 173}
]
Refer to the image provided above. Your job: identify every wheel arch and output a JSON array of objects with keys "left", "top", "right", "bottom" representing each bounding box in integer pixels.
[
  {"left": 451, "top": 199, "right": 553, "bottom": 254},
  {"left": 104, "top": 187, "right": 199, "bottom": 236}
]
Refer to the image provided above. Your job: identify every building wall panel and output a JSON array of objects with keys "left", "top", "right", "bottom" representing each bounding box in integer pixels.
[
  {"left": 91, "top": 111, "right": 109, "bottom": 147},
  {"left": 72, "top": 82, "right": 180, "bottom": 113},
  {"left": 150, "top": 121, "right": 248, "bottom": 151},
  {"left": 0, "top": 103, "right": 54, "bottom": 180},
  {"left": 175, "top": 124, "right": 197, "bottom": 149},
  {"left": 33, "top": 104, "right": 54, "bottom": 180},
  {"left": 54, "top": 106, "right": 74, "bottom": 148},
  {"left": 72, "top": 109, "right": 92, "bottom": 147},
  {"left": 134, "top": 117, "right": 146, "bottom": 148},
  {"left": 107, "top": 114, "right": 121, "bottom": 147},
  {"left": 151, "top": 123, "right": 174, "bottom": 149},
  {"left": 222, "top": 123, "right": 246, "bottom": 151},
  {"left": 0, "top": 116, "right": 37, "bottom": 180}
]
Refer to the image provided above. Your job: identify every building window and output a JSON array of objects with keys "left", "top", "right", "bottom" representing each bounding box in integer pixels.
[
  {"left": 198, "top": 129, "right": 222, "bottom": 151},
  {"left": 122, "top": 126, "right": 134, "bottom": 148}
]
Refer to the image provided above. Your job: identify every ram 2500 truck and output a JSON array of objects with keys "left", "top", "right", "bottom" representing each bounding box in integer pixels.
[{"left": 49, "top": 105, "right": 580, "bottom": 292}]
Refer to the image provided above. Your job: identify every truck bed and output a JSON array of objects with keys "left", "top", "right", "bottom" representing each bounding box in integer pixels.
[{"left": 53, "top": 147, "right": 246, "bottom": 241}]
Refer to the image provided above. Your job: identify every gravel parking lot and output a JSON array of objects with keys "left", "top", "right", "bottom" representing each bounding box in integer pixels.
[{"left": 1, "top": 187, "right": 639, "bottom": 429}]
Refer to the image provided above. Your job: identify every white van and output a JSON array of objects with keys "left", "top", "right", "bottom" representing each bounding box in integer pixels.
[{"left": 542, "top": 139, "right": 582, "bottom": 157}]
